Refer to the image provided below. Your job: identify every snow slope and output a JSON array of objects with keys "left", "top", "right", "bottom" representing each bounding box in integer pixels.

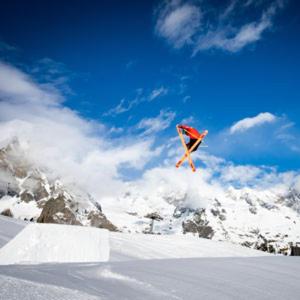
[
  {"left": 0, "top": 216, "right": 268, "bottom": 265},
  {"left": 0, "top": 223, "right": 109, "bottom": 265},
  {"left": 0, "top": 216, "right": 299, "bottom": 299},
  {"left": 109, "top": 232, "right": 269, "bottom": 261},
  {"left": 0, "top": 215, "right": 26, "bottom": 248},
  {"left": 0, "top": 257, "right": 300, "bottom": 300}
]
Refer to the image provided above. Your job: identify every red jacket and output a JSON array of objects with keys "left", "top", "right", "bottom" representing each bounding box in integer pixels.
[{"left": 178, "top": 125, "right": 202, "bottom": 139}]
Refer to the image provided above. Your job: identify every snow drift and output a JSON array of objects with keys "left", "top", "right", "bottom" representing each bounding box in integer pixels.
[{"left": 0, "top": 223, "right": 109, "bottom": 265}]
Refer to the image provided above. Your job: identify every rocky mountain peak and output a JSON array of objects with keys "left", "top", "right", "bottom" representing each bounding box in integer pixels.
[{"left": 0, "top": 140, "right": 117, "bottom": 231}]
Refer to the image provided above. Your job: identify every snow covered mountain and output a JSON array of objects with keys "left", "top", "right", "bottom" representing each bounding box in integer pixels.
[
  {"left": 0, "top": 139, "right": 299, "bottom": 254},
  {"left": 104, "top": 180, "right": 300, "bottom": 255},
  {"left": 0, "top": 139, "right": 116, "bottom": 231}
]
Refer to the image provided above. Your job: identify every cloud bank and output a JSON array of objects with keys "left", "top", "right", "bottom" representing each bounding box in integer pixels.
[
  {"left": 154, "top": 0, "right": 286, "bottom": 54},
  {"left": 0, "top": 61, "right": 160, "bottom": 198},
  {"left": 0, "top": 59, "right": 299, "bottom": 214}
]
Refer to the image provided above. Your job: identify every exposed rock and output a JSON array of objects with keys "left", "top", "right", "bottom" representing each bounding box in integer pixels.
[
  {"left": 193, "top": 208, "right": 207, "bottom": 225},
  {"left": 211, "top": 208, "right": 227, "bottom": 221},
  {"left": 37, "top": 195, "right": 81, "bottom": 225},
  {"left": 94, "top": 201, "right": 102, "bottom": 212},
  {"left": 241, "top": 241, "right": 254, "bottom": 248},
  {"left": 22, "top": 174, "right": 49, "bottom": 201},
  {"left": 14, "top": 166, "right": 27, "bottom": 179},
  {"left": 198, "top": 226, "right": 214, "bottom": 239},
  {"left": 283, "top": 189, "right": 300, "bottom": 213},
  {"left": 254, "top": 234, "right": 277, "bottom": 253},
  {"left": 1, "top": 208, "right": 13, "bottom": 217},
  {"left": 249, "top": 206, "right": 257, "bottom": 214},
  {"left": 88, "top": 211, "right": 117, "bottom": 231},
  {"left": 35, "top": 184, "right": 49, "bottom": 201},
  {"left": 20, "top": 191, "right": 34, "bottom": 203},
  {"left": 182, "top": 220, "right": 198, "bottom": 234},
  {"left": 181, "top": 208, "right": 214, "bottom": 239},
  {"left": 219, "top": 214, "right": 226, "bottom": 221},
  {"left": 210, "top": 209, "right": 219, "bottom": 217},
  {"left": 182, "top": 220, "right": 214, "bottom": 239}
]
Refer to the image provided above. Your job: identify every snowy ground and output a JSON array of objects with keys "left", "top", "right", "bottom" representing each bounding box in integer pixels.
[
  {"left": 0, "top": 216, "right": 268, "bottom": 263},
  {"left": 109, "top": 232, "right": 269, "bottom": 261},
  {"left": 1, "top": 216, "right": 300, "bottom": 299},
  {"left": 1, "top": 257, "right": 300, "bottom": 300}
]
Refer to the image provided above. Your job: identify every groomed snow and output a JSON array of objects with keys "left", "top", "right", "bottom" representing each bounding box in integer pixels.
[
  {"left": 0, "top": 257, "right": 300, "bottom": 299},
  {"left": 109, "top": 232, "right": 270, "bottom": 261},
  {"left": 0, "top": 223, "right": 109, "bottom": 265},
  {"left": 0, "top": 216, "right": 299, "bottom": 299}
]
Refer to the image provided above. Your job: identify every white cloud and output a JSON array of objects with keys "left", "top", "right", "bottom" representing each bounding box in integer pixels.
[
  {"left": 1, "top": 59, "right": 299, "bottom": 216},
  {"left": 137, "top": 110, "right": 176, "bottom": 136},
  {"left": 219, "top": 165, "right": 262, "bottom": 185},
  {"left": 149, "top": 86, "right": 168, "bottom": 101},
  {"left": 0, "top": 61, "right": 63, "bottom": 105},
  {"left": 155, "top": 1, "right": 201, "bottom": 48},
  {"left": 155, "top": 0, "right": 286, "bottom": 54},
  {"left": 129, "top": 151, "right": 297, "bottom": 211},
  {"left": 104, "top": 86, "right": 168, "bottom": 116},
  {"left": 0, "top": 61, "right": 160, "bottom": 198},
  {"left": 194, "top": 2, "right": 278, "bottom": 53},
  {"left": 230, "top": 112, "right": 277, "bottom": 134}
]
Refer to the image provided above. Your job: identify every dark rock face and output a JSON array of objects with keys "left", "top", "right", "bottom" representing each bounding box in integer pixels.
[
  {"left": 88, "top": 211, "right": 118, "bottom": 231},
  {"left": 21, "top": 174, "right": 49, "bottom": 201},
  {"left": 198, "top": 225, "right": 214, "bottom": 239},
  {"left": 253, "top": 234, "right": 277, "bottom": 253},
  {"left": 0, "top": 140, "right": 117, "bottom": 232},
  {"left": 13, "top": 166, "right": 27, "bottom": 179},
  {"left": 210, "top": 208, "right": 227, "bottom": 220},
  {"left": 182, "top": 220, "right": 198, "bottom": 234},
  {"left": 249, "top": 206, "right": 257, "bottom": 214},
  {"left": 182, "top": 220, "right": 214, "bottom": 239},
  {"left": 284, "top": 189, "right": 300, "bottom": 213},
  {"left": 20, "top": 191, "right": 34, "bottom": 203},
  {"left": 1, "top": 208, "right": 13, "bottom": 217},
  {"left": 182, "top": 208, "right": 215, "bottom": 239},
  {"left": 37, "top": 195, "right": 81, "bottom": 226},
  {"left": 241, "top": 241, "right": 254, "bottom": 248}
]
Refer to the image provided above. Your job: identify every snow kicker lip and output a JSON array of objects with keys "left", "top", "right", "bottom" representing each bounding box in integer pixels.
[{"left": 0, "top": 223, "right": 110, "bottom": 265}]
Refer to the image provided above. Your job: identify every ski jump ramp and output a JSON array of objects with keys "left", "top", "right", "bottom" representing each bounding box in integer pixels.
[{"left": 0, "top": 223, "right": 109, "bottom": 264}]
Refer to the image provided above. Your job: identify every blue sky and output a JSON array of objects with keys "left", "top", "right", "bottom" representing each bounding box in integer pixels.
[{"left": 0, "top": 0, "right": 300, "bottom": 173}]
